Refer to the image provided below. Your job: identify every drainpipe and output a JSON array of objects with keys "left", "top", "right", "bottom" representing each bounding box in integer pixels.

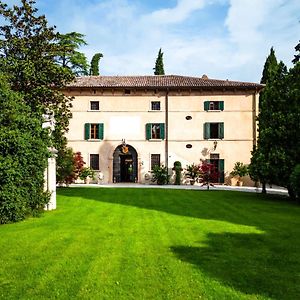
[{"left": 165, "top": 90, "right": 169, "bottom": 182}]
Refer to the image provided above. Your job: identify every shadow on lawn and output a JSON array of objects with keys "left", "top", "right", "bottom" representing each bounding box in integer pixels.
[
  {"left": 171, "top": 232, "right": 300, "bottom": 300},
  {"left": 58, "top": 187, "right": 300, "bottom": 299},
  {"left": 57, "top": 187, "right": 297, "bottom": 228}
]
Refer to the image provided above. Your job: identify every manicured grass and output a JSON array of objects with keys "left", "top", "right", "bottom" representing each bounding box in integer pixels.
[{"left": 0, "top": 188, "right": 300, "bottom": 300}]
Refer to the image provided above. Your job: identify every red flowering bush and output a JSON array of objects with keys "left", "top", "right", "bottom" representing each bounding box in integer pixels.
[{"left": 199, "top": 160, "right": 219, "bottom": 190}]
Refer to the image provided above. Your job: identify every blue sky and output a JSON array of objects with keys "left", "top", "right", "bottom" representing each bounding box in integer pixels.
[{"left": 3, "top": 0, "right": 300, "bottom": 82}]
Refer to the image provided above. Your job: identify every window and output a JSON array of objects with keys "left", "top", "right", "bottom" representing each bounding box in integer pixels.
[
  {"left": 90, "top": 101, "right": 100, "bottom": 111},
  {"left": 151, "top": 154, "right": 160, "bottom": 170},
  {"left": 204, "top": 101, "right": 224, "bottom": 111},
  {"left": 84, "top": 123, "right": 104, "bottom": 140},
  {"left": 151, "top": 101, "right": 161, "bottom": 111},
  {"left": 146, "top": 123, "right": 165, "bottom": 140},
  {"left": 203, "top": 122, "right": 224, "bottom": 139},
  {"left": 90, "top": 154, "right": 99, "bottom": 170},
  {"left": 90, "top": 124, "right": 98, "bottom": 139}
]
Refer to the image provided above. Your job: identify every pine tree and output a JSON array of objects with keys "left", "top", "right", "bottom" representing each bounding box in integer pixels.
[
  {"left": 56, "top": 32, "right": 89, "bottom": 76},
  {"left": 153, "top": 48, "right": 165, "bottom": 75},
  {"left": 89, "top": 53, "right": 103, "bottom": 76}
]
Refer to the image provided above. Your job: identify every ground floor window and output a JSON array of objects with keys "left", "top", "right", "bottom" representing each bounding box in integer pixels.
[
  {"left": 90, "top": 154, "right": 99, "bottom": 170},
  {"left": 151, "top": 154, "right": 160, "bottom": 170}
]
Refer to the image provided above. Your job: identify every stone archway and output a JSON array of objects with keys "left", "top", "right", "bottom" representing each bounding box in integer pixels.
[{"left": 113, "top": 144, "right": 138, "bottom": 183}]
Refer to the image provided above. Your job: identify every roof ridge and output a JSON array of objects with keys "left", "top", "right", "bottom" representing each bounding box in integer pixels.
[{"left": 69, "top": 74, "right": 264, "bottom": 90}]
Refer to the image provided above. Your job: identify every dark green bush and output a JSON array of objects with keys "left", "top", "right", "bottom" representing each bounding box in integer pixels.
[{"left": 0, "top": 78, "right": 50, "bottom": 224}]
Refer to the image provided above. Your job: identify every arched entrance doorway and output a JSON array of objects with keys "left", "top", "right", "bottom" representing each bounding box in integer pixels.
[{"left": 113, "top": 144, "right": 138, "bottom": 183}]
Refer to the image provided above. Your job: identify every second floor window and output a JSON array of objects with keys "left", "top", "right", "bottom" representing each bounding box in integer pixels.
[
  {"left": 203, "top": 122, "right": 224, "bottom": 139},
  {"left": 84, "top": 123, "right": 104, "bottom": 140},
  {"left": 146, "top": 123, "right": 165, "bottom": 140},
  {"left": 90, "top": 101, "right": 100, "bottom": 110}
]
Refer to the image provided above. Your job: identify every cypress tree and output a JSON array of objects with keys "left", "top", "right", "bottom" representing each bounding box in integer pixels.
[
  {"left": 250, "top": 47, "right": 279, "bottom": 193},
  {"left": 153, "top": 48, "right": 165, "bottom": 75},
  {"left": 89, "top": 53, "right": 103, "bottom": 76}
]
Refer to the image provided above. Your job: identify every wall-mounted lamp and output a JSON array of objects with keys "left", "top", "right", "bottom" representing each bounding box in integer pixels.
[{"left": 213, "top": 141, "right": 218, "bottom": 151}]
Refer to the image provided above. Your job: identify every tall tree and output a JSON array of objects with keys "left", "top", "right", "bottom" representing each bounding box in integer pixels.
[
  {"left": 153, "top": 48, "right": 165, "bottom": 75},
  {"left": 0, "top": 0, "right": 75, "bottom": 151},
  {"left": 56, "top": 32, "right": 89, "bottom": 76},
  {"left": 260, "top": 47, "right": 278, "bottom": 85},
  {"left": 89, "top": 53, "right": 103, "bottom": 76},
  {"left": 249, "top": 47, "right": 279, "bottom": 193},
  {"left": 0, "top": 0, "right": 77, "bottom": 222},
  {"left": 250, "top": 44, "right": 300, "bottom": 198}
]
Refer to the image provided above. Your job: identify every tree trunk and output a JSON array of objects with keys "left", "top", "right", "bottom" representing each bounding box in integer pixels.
[
  {"left": 287, "top": 184, "right": 296, "bottom": 200},
  {"left": 262, "top": 182, "right": 267, "bottom": 194}
]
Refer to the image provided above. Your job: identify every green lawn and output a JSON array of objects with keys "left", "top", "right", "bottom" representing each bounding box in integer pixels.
[{"left": 0, "top": 188, "right": 300, "bottom": 300}]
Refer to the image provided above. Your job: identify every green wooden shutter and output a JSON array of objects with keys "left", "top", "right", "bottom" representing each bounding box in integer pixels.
[
  {"left": 219, "top": 159, "right": 225, "bottom": 183},
  {"left": 84, "top": 123, "right": 90, "bottom": 140},
  {"left": 146, "top": 123, "right": 152, "bottom": 140},
  {"left": 204, "top": 101, "right": 209, "bottom": 111},
  {"left": 97, "top": 123, "right": 104, "bottom": 140},
  {"left": 219, "top": 101, "right": 224, "bottom": 111},
  {"left": 204, "top": 123, "right": 210, "bottom": 139},
  {"left": 219, "top": 122, "right": 224, "bottom": 139},
  {"left": 160, "top": 123, "right": 165, "bottom": 140}
]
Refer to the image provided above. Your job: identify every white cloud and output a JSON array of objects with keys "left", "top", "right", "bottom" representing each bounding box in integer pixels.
[
  {"left": 143, "top": 0, "right": 206, "bottom": 25},
  {"left": 225, "top": 0, "right": 300, "bottom": 79}
]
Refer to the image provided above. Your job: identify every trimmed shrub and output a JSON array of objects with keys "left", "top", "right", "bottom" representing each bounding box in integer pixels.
[{"left": 173, "top": 161, "right": 182, "bottom": 185}]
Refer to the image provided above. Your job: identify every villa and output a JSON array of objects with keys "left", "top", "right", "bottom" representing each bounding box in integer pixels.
[{"left": 63, "top": 75, "right": 263, "bottom": 185}]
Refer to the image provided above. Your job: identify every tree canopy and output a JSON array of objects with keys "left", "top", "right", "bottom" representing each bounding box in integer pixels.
[
  {"left": 56, "top": 32, "right": 89, "bottom": 76},
  {"left": 0, "top": 0, "right": 79, "bottom": 222}
]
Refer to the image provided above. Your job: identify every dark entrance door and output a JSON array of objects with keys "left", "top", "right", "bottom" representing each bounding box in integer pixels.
[
  {"left": 120, "top": 155, "right": 133, "bottom": 182},
  {"left": 113, "top": 145, "right": 138, "bottom": 183}
]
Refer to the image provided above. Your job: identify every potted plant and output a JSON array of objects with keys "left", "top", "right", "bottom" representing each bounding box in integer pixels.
[
  {"left": 151, "top": 165, "right": 170, "bottom": 185},
  {"left": 186, "top": 163, "right": 200, "bottom": 185},
  {"left": 79, "top": 167, "right": 95, "bottom": 184},
  {"left": 230, "top": 162, "right": 248, "bottom": 186}
]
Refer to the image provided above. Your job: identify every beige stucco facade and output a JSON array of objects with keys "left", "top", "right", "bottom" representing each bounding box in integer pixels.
[{"left": 64, "top": 75, "right": 261, "bottom": 186}]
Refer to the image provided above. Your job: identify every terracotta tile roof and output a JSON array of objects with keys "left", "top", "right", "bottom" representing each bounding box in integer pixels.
[{"left": 66, "top": 75, "right": 264, "bottom": 90}]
